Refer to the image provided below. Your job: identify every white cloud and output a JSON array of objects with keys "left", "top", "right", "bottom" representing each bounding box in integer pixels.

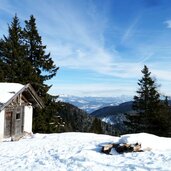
[
  {"left": 1, "top": 1, "right": 171, "bottom": 96},
  {"left": 121, "top": 16, "right": 141, "bottom": 44},
  {"left": 0, "top": 0, "right": 144, "bottom": 81},
  {"left": 164, "top": 20, "right": 171, "bottom": 28},
  {"left": 0, "top": 0, "right": 14, "bottom": 15},
  {"left": 36, "top": 2, "right": 123, "bottom": 77},
  {"left": 49, "top": 83, "right": 136, "bottom": 97},
  {"left": 0, "top": 0, "right": 159, "bottom": 81},
  {"left": 151, "top": 68, "right": 171, "bottom": 81}
]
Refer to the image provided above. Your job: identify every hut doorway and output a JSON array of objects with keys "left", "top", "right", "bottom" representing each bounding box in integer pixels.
[
  {"left": 4, "top": 111, "right": 13, "bottom": 138},
  {"left": 4, "top": 106, "right": 24, "bottom": 138}
]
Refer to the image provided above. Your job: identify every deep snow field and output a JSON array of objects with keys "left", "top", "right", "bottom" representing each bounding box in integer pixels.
[{"left": 0, "top": 132, "right": 171, "bottom": 171}]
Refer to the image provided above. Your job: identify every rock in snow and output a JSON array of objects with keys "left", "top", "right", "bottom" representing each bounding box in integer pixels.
[{"left": 0, "top": 132, "right": 171, "bottom": 170}]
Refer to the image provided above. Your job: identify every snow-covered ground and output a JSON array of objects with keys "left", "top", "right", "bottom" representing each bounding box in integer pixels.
[{"left": 0, "top": 132, "right": 171, "bottom": 171}]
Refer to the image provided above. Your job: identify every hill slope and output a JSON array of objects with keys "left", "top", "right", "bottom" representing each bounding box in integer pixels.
[
  {"left": 0, "top": 132, "right": 171, "bottom": 170},
  {"left": 90, "top": 101, "right": 133, "bottom": 129},
  {"left": 56, "top": 102, "right": 120, "bottom": 135},
  {"left": 91, "top": 101, "right": 133, "bottom": 118}
]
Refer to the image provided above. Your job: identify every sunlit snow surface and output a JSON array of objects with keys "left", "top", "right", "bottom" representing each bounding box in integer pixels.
[
  {"left": 0, "top": 83, "right": 24, "bottom": 105},
  {"left": 0, "top": 132, "right": 171, "bottom": 171}
]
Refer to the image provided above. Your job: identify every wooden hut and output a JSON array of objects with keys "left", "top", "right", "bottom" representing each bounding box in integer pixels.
[{"left": 0, "top": 83, "right": 44, "bottom": 141}]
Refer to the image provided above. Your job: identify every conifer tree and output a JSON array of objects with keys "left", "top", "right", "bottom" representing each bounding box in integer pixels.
[
  {"left": 133, "top": 66, "right": 161, "bottom": 116},
  {"left": 23, "top": 15, "right": 61, "bottom": 133},
  {"left": 23, "top": 15, "right": 59, "bottom": 99},
  {"left": 125, "top": 65, "right": 162, "bottom": 134},
  {"left": 90, "top": 118, "right": 103, "bottom": 134},
  {"left": 0, "top": 14, "right": 58, "bottom": 98},
  {"left": 0, "top": 14, "right": 28, "bottom": 82},
  {"left": 0, "top": 14, "right": 64, "bottom": 134},
  {"left": 0, "top": 59, "right": 5, "bottom": 81}
]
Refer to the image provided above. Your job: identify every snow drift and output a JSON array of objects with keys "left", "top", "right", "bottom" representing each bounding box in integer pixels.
[{"left": 0, "top": 132, "right": 171, "bottom": 171}]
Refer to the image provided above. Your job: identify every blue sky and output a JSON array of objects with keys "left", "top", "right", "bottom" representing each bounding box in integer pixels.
[{"left": 1, "top": 0, "right": 171, "bottom": 97}]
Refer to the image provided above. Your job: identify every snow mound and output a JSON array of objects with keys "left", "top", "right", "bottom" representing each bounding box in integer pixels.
[
  {"left": 119, "top": 133, "right": 171, "bottom": 151},
  {"left": 0, "top": 132, "right": 171, "bottom": 171}
]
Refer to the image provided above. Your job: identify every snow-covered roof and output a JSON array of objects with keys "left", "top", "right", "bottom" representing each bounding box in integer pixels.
[
  {"left": 0, "top": 83, "right": 24, "bottom": 105},
  {"left": 0, "top": 83, "right": 44, "bottom": 110}
]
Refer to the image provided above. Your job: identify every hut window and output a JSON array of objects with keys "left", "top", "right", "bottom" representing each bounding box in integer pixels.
[{"left": 16, "top": 113, "right": 20, "bottom": 120}]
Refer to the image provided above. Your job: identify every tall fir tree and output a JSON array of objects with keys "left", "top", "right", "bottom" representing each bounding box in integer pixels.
[
  {"left": 0, "top": 14, "right": 64, "bottom": 133},
  {"left": 23, "top": 15, "right": 59, "bottom": 99},
  {"left": 23, "top": 15, "right": 61, "bottom": 133},
  {"left": 0, "top": 14, "right": 28, "bottom": 82},
  {"left": 125, "top": 65, "right": 164, "bottom": 134},
  {"left": 0, "top": 14, "right": 58, "bottom": 98},
  {"left": 133, "top": 66, "right": 161, "bottom": 116}
]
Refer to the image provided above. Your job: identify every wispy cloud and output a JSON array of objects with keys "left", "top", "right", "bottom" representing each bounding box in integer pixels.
[
  {"left": 49, "top": 83, "right": 136, "bottom": 97},
  {"left": 164, "top": 20, "right": 171, "bottom": 28},
  {"left": 0, "top": 0, "right": 14, "bottom": 15},
  {"left": 151, "top": 68, "right": 171, "bottom": 81},
  {"left": 0, "top": 0, "right": 162, "bottom": 81},
  {"left": 0, "top": 0, "right": 140, "bottom": 80},
  {"left": 121, "top": 16, "right": 141, "bottom": 44},
  {"left": 1, "top": 0, "right": 171, "bottom": 96},
  {"left": 34, "top": 1, "right": 122, "bottom": 76}
]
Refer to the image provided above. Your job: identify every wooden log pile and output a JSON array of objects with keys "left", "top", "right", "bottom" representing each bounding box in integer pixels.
[{"left": 101, "top": 143, "right": 143, "bottom": 154}]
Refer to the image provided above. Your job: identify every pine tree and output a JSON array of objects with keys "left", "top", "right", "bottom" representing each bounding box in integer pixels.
[
  {"left": 90, "top": 118, "right": 103, "bottom": 134},
  {"left": 0, "top": 14, "right": 28, "bottom": 82},
  {"left": 23, "top": 15, "right": 61, "bottom": 133},
  {"left": 133, "top": 66, "right": 160, "bottom": 113},
  {"left": 0, "top": 15, "right": 64, "bottom": 134},
  {"left": 126, "top": 65, "right": 162, "bottom": 134},
  {"left": 23, "top": 15, "right": 59, "bottom": 99},
  {"left": 33, "top": 99, "right": 65, "bottom": 133},
  {"left": 0, "top": 58, "right": 5, "bottom": 81},
  {"left": 156, "top": 96, "right": 171, "bottom": 136}
]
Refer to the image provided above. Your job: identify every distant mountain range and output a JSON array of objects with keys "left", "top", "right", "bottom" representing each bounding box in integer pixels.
[
  {"left": 90, "top": 99, "right": 171, "bottom": 129},
  {"left": 90, "top": 101, "right": 133, "bottom": 131},
  {"left": 57, "top": 95, "right": 136, "bottom": 133},
  {"left": 90, "top": 101, "right": 133, "bottom": 118},
  {"left": 57, "top": 95, "right": 171, "bottom": 133},
  {"left": 58, "top": 95, "right": 132, "bottom": 113}
]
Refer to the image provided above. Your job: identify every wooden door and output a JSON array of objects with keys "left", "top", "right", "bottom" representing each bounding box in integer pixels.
[
  {"left": 4, "top": 111, "right": 13, "bottom": 138},
  {"left": 4, "top": 106, "right": 24, "bottom": 138},
  {"left": 14, "top": 106, "right": 24, "bottom": 136}
]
